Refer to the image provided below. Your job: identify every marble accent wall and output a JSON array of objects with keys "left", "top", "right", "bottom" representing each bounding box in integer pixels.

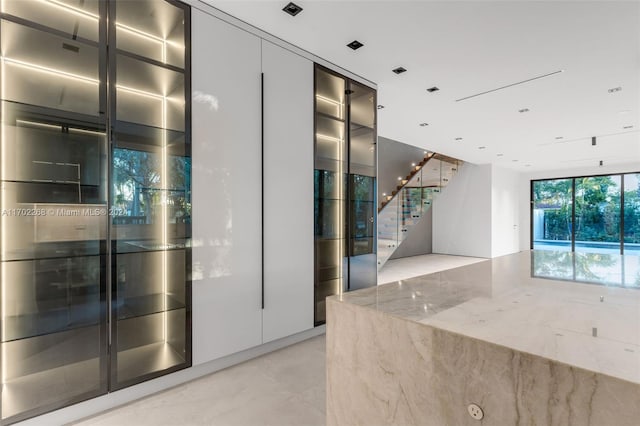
[{"left": 327, "top": 298, "right": 640, "bottom": 426}]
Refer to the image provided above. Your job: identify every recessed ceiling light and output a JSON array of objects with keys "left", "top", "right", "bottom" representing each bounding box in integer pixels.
[
  {"left": 623, "top": 125, "right": 634, "bottom": 129},
  {"left": 392, "top": 67, "right": 407, "bottom": 74},
  {"left": 607, "top": 86, "right": 622, "bottom": 93},
  {"left": 282, "top": 2, "right": 303, "bottom": 16},
  {"left": 512, "top": 159, "right": 518, "bottom": 162},
  {"left": 478, "top": 146, "right": 486, "bottom": 150},
  {"left": 397, "top": 176, "right": 402, "bottom": 180},
  {"left": 419, "top": 123, "right": 428, "bottom": 127},
  {"left": 455, "top": 137, "right": 463, "bottom": 141},
  {"left": 426, "top": 87, "right": 440, "bottom": 93},
  {"left": 411, "top": 163, "right": 416, "bottom": 166},
  {"left": 347, "top": 40, "right": 364, "bottom": 50},
  {"left": 555, "top": 136, "right": 563, "bottom": 140},
  {"left": 497, "top": 153, "right": 504, "bottom": 157},
  {"left": 525, "top": 164, "right": 531, "bottom": 167},
  {"left": 377, "top": 105, "right": 385, "bottom": 109},
  {"left": 518, "top": 108, "right": 530, "bottom": 113}
]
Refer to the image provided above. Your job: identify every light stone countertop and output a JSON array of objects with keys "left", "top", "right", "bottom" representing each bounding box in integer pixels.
[{"left": 335, "top": 250, "right": 640, "bottom": 384}]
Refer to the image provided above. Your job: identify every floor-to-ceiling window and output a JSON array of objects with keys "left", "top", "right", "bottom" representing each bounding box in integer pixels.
[
  {"left": 624, "top": 173, "right": 640, "bottom": 254},
  {"left": 532, "top": 172, "right": 640, "bottom": 254},
  {"left": 574, "top": 175, "right": 621, "bottom": 253},
  {"left": 532, "top": 178, "right": 573, "bottom": 251}
]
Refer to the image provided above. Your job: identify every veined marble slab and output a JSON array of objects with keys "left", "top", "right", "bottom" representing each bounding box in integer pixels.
[
  {"left": 327, "top": 250, "right": 640, "bottom": 426},
  {"left": 338, "top": 250, "right": 640, "bottom": 384}
]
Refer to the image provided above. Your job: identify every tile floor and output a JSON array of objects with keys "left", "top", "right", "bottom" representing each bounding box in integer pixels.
[
  {"left": 74, "top": 336, "right": 326, "bottom": 426},
  {"left": 378, "top": 253, "right": 488, "bottom": 284},
  {"left": 75, "top": 253, "right": 484, "bottom": 426}
]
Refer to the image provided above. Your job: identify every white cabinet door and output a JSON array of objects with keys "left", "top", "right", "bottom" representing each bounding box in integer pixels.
[
  {"left": 192, "top": 10, "right": 263, "bottom": 364},
  {"left": 262, "top": 40, "right": 314, "bottom": 343}
]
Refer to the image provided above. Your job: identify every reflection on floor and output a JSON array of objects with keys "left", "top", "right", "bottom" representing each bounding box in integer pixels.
[
  {"left": 534, "top": 240, "right": 640, "bottom": 254},
  {"left": 74, "top": 336, "right": 326, "bottom": 426},
  {"left": 378, "top": 253, "right": 488, "bottom": 284}
]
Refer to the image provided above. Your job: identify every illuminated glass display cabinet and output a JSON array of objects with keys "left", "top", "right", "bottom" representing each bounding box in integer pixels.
[
  {"left": 0, "top": 0, "right": 191, "bottom": 423},
  {"left": 314, "top": 65, "right": 377, "bottom": 325}
]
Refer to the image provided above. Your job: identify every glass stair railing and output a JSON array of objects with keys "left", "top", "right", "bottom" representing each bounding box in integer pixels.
[{"left": 377, "top": 153, "right": 462, "bottom": 270}]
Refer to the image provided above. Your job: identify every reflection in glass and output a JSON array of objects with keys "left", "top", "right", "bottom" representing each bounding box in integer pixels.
[
  {"left": 0, "top": 3, "right": 107, "bottom": 422},
  {"left": 1, "top": 20, "right": 101, "bottom": 116},
  {"left": 1, "top": 0, "right": 101, "bottom": 42},
  {"left": 110, "top": 0, "right": 190, "bottom": 389},
  {"left": 314, "top": 67, "right": 347, "bottom": 325},
  {"left": 0, "top": 0, "right": 191, "bottom": 421},
  {"left": 348, "top": 81, "right": 377, "bottom": 291},
  {"left": 624, "top": 173, "right": 640, "bottom": 254},
  {"left": 116, "top": 0, "right": 186, "bottom": 68},
  {"left": 532, "top": 179, "right": 573, "bottom": 251},
  {"left": 314, "top": 66, "right": 378, "bottom": 323},
  {"left": 575, "top": 175, "right": 620, "bottom": 253}
]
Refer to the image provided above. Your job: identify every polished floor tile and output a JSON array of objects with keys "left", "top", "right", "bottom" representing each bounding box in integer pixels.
[
  {"left": 73, "top": 336, "right": 326, "bottom": 426},
  {"left": 378, "top": 253, "right": 488, "bottom": 284}
]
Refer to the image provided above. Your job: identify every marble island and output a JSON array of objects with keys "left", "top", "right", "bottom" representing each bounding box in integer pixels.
[{"left": 327, "top": 250, "right": 640, "bottom": 426}]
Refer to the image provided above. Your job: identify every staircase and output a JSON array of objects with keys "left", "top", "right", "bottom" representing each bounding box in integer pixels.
[{"left": 377, "top": 152, "right": 462, "bottom": 270}]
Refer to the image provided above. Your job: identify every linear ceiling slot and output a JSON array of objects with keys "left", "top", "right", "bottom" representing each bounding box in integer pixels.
[{"left": 455, "top": 70, "right": 564, "bottom": 102}]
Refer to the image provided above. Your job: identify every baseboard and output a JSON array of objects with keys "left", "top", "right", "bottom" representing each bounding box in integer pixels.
[{"left": 17, "top": 326, "right": 326, "bottom": 426}]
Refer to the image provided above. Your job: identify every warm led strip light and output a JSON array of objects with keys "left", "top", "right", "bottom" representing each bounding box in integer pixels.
[
  {"left": 40, "top": 0, "right": 99, "bottom": 20},
  {"left": 115, "top": 23, "right": 184, "bottom": 64},
  {"left": 316, "top": 95, "right": 344, "bottom": 119},
  {"left": 2, "top": 57, "right": 182, "bottom": 106},
  {"left": 316, "top": 133, "right": 342, "bottom": 143},
  {"left": 1, "top": 57, "right": 99, "bottom": 85},
  {"left": 1, "top": 57, "right": 175, "bottom": 341},
  {"left": 1, "top": 57, "right": 6, "bottom": 369},
  {"left": 315, "top": 95, "right": 343, "bottom": 106},
  {"left": 36, "top": 0, "right": 185, "bottom": 65},
  {"left": 116, "top": 23, "right": 166, "bottom": 63}
]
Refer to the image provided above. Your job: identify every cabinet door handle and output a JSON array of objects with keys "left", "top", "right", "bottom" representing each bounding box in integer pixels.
[{"left": 261, "top": 72, "right": 265, "bottom": 310}]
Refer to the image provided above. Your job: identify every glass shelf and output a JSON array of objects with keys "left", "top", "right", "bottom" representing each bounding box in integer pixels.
[
  {"left": 1, "top": 325, "right": 104, "bottom": 421},
  {"left": 115, "top": 54, "right": 185, "bottom": 132},
  {"left": 1, "top": 20, "right": 101, "bottom": 116},
  {"left": 116, "top": 293, "right": 185, "bottom": 320},
  {"left": 314, "top": 65, "right": 376, "bottom": 324},
  {"left": 1, "top": 0, "right": 101, "bottom": 43},
  {"left": 115, "top": 0, "right": 185, "bottom": 69},
  {"left": 2, "top": 314, "right": 100, "bottom": 344},
  {"left": 115, "top": 335, "right": 186, "bottom": 386},
  {"left": 113, "top": 239, "right": 188, "bottom": 254},
  {"left": 114, "top": 120, "right": 186, "bottom": 154}
]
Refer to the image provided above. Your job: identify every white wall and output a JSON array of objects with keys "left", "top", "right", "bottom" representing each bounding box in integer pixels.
[
  {"left": 432, "top": 163, "right": 492, "bottom": 258},
  {"left": 491, "top": 166, "right": 520, "bottom": 257},
  {"left": 518, "top": 162, "right": 640, "bottom": 251}
]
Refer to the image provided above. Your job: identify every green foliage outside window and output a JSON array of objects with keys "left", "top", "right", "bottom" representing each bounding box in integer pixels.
[{"left": 534, "top": 174, "right": 640, "bottom": 244}]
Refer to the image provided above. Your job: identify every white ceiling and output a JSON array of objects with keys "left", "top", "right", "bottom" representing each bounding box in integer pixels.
[{"left": 203, "top": 0, "right": 640, "bottom": 172}]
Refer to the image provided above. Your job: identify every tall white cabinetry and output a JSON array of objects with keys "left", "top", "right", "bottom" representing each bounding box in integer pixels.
[
  {"left": 262, "top": 41, "right": 314, "bottom": 343},
  {"left": 192, "top": 10, "right": 314, "bottom": 364}
]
